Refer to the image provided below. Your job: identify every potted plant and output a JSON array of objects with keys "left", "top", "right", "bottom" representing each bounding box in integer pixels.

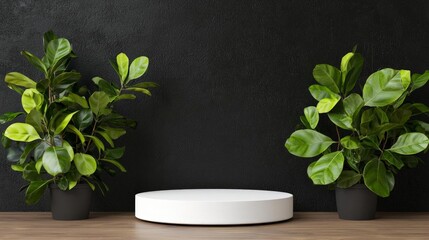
[
  {"left": 0, "top": 31, "right": 157, "bottom": 220},
  {"left": 285, "top": 49, "right": 429, "bottom": 220}
]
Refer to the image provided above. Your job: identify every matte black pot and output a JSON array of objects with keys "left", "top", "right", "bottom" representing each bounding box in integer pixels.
[
  {"left": 335, "top": 184, "right": 377, "bottom": 220},
  {"left": 50, "top": 183, "right": 92, "bottom": 220}
]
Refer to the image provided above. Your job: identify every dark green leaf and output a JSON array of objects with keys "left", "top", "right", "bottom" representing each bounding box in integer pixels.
[
  {"left": 74, "top": 109, "right": 93, "bottom": 130},
  {"left": 382, "top": 151, "right": 404, "bottom": 169},
  {"left": 100, "top": 159, "right": 126, "bottom": 172},
  {"left": 341, "top": 52, "right": 363, "bottom": 94},
  {"left": 336, "top": 170, "right": 361, "bottom": 188},
  {"left": 21, "top": 51, "right": 47, "bottom": 74},
  {"left": 19, "top": 141, "right": 39, "bottom": 164},
  {"left": 363, "top": 159, "right": 390, "bottom": 197},
  {"left": 52, "top": 72, "right": 81, "bottom": 89},
  {"left": 25, "top": 180, "right": 52, "bottom": 205},
  {"left": 23, "top": 162, "right": 42, "bottom": 181},
  {"left": 104, "top": 147, "right": 125, "bottom": 159},
  {"left": 0, "top": 112, "right": 23, "bottom": 124},
  {"left": 92, "top": 77, "right": 119, "bottom": 98},
  {"left": 25, "top": 109, "right": 43, "bottom": 133}
]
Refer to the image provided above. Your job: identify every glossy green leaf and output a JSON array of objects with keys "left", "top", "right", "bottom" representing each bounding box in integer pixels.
[
  {"left": 42, "top": 146, "right": 71, "bottom": 176},
  {"left": 54, "top": 111, "right": 78, "bottom": 134},
  {"left": 74, "top": 153, "right": 97, "bottom": 176},
  {"left": 92, "top": 77, "right": 119, "bottom": 98},
  {"left": 62, "top": 140, "right": 74, "bottom": 161},
  {"left": 343, "top": 93, "right": 364, "bottom": 117},
  {"left": 328, "top": 111, "right": 353, "bottom": 130},
  {"left": 0, "top": 112, "right": 23, "bottom": 124},
  {"left": 66, "top": 125, "right": 85, "bottom": 144},
  {"left": 85, "top": 135, "right": 105, "bottom": 153},
  {"left": 363, "top": 68, "right": 409, "bottom": 107},
  {"left": 308, "top": 151, "right": 344, "bottom": 185},
  {"left": 363, "top": 159, "right": 390, "bottom": 197},
  {"left": 411, "top": 71, "right": 429, "bottom": 91},
  {"left": 312, "top": 64, "right": 341, "bottom": 93},
  {"left": 52, "top": 72, "right": 81, "bottom": 89},
  {"left": 99, "top": 126, "right": 126, "bottom": 140},
  {"left": 74, "top": 109, "right": 93, "bottom": 130},
  {"left": 308, "top": 84, "right": 336, "bottom": 101},
  {"left": 116, "top": 53, "right": 129, "bottom": 83},
  {"left": 19, "top": 141, "right": 39, "bottom": 164},
  {"left": 34, "top": 141, "right": 49, "bottom": 161},
  {"left": 45, "top": 38, "right": 71, "bottom": 64},
  {"left": 58, "top": 93, "right": 89, "bottom": 108},
  {"left": 25, "top": 180, "right": 52, "bottom": 205},
  {"left": 127, "top": 56, "right": 149, "bottom": 82},
  {"left": 388, "top": 132, "right": 429, "bottom": 155},
  {"left": 43, "top": 30, "right": 57, "bottom": 53},
  {"left": 285, "top": 129, "right": 335, "bottom": 158},
  {"left": 4, "top": 123, "right": 41, "bottom": 142},
  {"left": 21, "top": 51, "right": 47, "bottom": 74},
  {"left": 5, "top": 72, "right": 37, "bottom": 89},
  {"left": 100, "top": 159, "right": 126, "bottom": 172},
  {"left": 23, "top": 162, "right": 42, "bottom": 181},
  {"left": 382, "top": 151, "right": 404, "bottom": 169},
  {"left": 336, "top": 170, "right": 361, "bottom": 188},
  {"left": 7, "top": 145, "right": 23, "bottom": 162},
  {"left": 304, "top": 106, "right": 319, "bottom": 129},
  {"left": 340, "top": 52, "right": 363, "bottom": 94},
  {"left": 25, "top": 109, "right": 43, "bottom": 133},
  {"left": 96, "top": 130, "right": 114, "bottom": 147},
  {"left": 340, "top": 136, "right": 360, "bottom": 150},
  {"left": 126, "top": 87, "right": 151, "bottom": 96},
  {"left": 35, "top": 158, "right": 43, "bottom": 174},
  {"left": 57, "top": 177, "right": 69, "bottom": 191},
  {"left": 89, "top": 91, "right": 110, "bottom": 115},
  {"left": 21, "top": 88, "right": 44, "bottom": 113},
  {"left": 316, "top": 96, "right": 340, "bottom": 113}
]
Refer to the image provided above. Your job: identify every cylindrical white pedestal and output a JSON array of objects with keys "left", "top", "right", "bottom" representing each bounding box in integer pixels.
[{"left": 135, "top": 189, "right": 293, "bottom": 225}]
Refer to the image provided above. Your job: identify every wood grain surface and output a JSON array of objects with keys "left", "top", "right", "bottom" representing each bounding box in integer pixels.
[{"left": 0, "top": 212, "right": 428, "bottom": 239}]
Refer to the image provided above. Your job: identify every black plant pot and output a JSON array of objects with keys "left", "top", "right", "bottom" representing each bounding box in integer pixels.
[
  {"left": 50, "top": 183, "right": 92, "bottom": 220},
  {"left": 335, "top": 184, "right": 377, "bottom": 220}
]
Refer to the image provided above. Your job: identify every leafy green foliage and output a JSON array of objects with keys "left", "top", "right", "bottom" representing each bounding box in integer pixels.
[
  {"left": 285, "top": 49, "right": 429, "bottom": 198},
  {"left": 0, "top": 31, "right": 157, "bottom": 205}
]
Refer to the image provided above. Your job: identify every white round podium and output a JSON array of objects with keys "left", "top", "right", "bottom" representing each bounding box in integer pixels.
[{"left": 135, "top": 189, "right": 293, "bottom": 225}]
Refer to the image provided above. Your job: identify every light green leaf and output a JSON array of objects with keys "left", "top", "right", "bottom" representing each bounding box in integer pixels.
[
  {"left": 54, "top": 111, "right": 78, "bottom": 134},
  {"left": 85, "top": 135, "right": 105, "bottom": 153},
  {"left": 35, "top": 158, "right": 43, "bottom": 174},
  {"left": 115, "top": 94, "right": 136, "bottom": 101},
  {"left": 127, "top": 56, "right": 149, "bottom": 82},
  {"left": 411, "top": 71, "right": 429, "bottom": 91},
  {"left": 116, "top": 53, "right": 129, "bottom": 83},
  {"left": 308, "top": 151, "right": 344, "bottom": 185},
  {"left": 312, "top": 64, "right": 341, "bottom": 93},
  {"left": 343, "top": 93, "right": 364, "bottom": 117},
  {"left": 45, "top": 38, "right": 71, "bottom": 64},
  {"left": 304, "top": 106, "right": 319, "bottom": 129},
  {"left": 363, "top": 68, "right": 408, "bottom": 107},
  {"left": 42, "top": 146, "right": 71, "bottom": 176},
  {"left": 5, "top": 72, "right": 37, "bottom": 89},
  {"left": 388, "top": 132, "right": 429, "bottom": 155},
  {"left": 73, "top": 153, "right": 97, "bottom": 176},
  {"left": 4, "top": 123, "right": 41, "bottom": 142},
  {"left": 100, "top": 159, "right": 127, "bottom": 172},
  {"left": 341, "top": 52, "right": 363, "bottom": 94},
  {"left": 96, "top": 130, "right": 114, "bottom": 147},
  {"left": 89, "top": 91, "right": 110, "bottom": 115},
  {"left": 62, "top": 140, "right": 74, "bottom": 161},
  {"left": 308, "top": 84, "right": 336, "bottom": 101},
  {"left": 67, "top": 125, "right": 85, "bottom": 144},
  {"left": 336, "top": 170, "right": 361, "bottom": 188},
  {"left": 316, "top": 96, "right": 340, "bottom": 113},
  {"left": 21, "top": 88, "right": 44, "bottom": 113},
  {"left": 285, "top": 129, "right": 335, "bottom": 158},
  {"left": 126, "top": 87, "right": 151, "bottom": 96},
  {"left": 340, "top": 136, "right": 360, "bottom": 150},
  {"left": 363, "top": 159, "right": 390, "bottom": 197},
  {"left": 11, "top": 164, "right": 24, "bottom": 172}
]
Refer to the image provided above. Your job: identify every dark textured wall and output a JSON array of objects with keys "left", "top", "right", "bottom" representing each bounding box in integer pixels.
[{"left": 1, "top": 0, "right": 429, "bottom": 211}]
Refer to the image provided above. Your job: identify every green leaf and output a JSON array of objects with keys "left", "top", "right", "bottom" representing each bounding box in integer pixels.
[
  {"left": 382, "top": 151, "right": 404, "bottom": 169},
  {"left": 21, "top": 51, "right": 47, "bottom": 74},
  {"left": 109, "top": 59, "right": 120, "bottom": 79},
  {"left": 328, "top": 111, "right": 353, "bottom": 130},
  {"left": 82, "top": 178, "right": 95, "bottom": 191},
  {"left": 312, "top": 64, "right": 341, "bottom": 93},
  {"left": 316, "top": 96, "right": 340, "bottom": 113},
  {"left": 74, "top": 153, "right": 97, "bottom": 176},
  {"left": 336, "top": 170, "right": 361, "bottom": 188},
  {"left": 57, "top": 177, "right": 69, "bottom": 191},
  {"left": 34, "top": 141, "right": 49, "bottom": 161},
  {"left": 35, "top": 158, "right": 43, "bottom": 174},
  {"left": 89, "top": 91, "right": 110, "bottom": 115},
  {"left": 363, "top": 159, "right": 390, "bottom": 197},
  {"left": 19, "top": 141, "right": 39, "bottom": 164},
  {"left": 363, "top": 68, "right": 409, "bottom": 107},
  {"left": 45, "top": 38, "right": 71, "bottom": 65},
  {"left": 92, "top": 77, "right": 120, "bottom": 98},
  {"left": 308, "top": 151, "right": 344, "bottom": 185},
  {"left": 11, "top": 164, "right": 24, "bottom": 172},
  {"left": 327, "top": 93, "right": 364, "bottom": 130},
  {"left": 23, "top": 162, "right": 42, "bottom": 181},
  {"left": 105, "top": 147, "right": 125, "bottom": 159},
  {"left": 4, "top": 123, "right": 41, "bottom": 142},
  {"left": 388, "top": 132, "right": 429, "bottom": 155},
  {"left": 340, "top": 136, "right": 360, "bottom": 150},
  {"left": 343, "top": 93, "right": 364, "bottom": 117},
  {"left": 96, "top": 130, "right": 114, "bottom": 147},
  {"left": 340, "top": 52, "right": 363, "bottom": 94},
  {"left": 58, "top": 93, "right": 89, "bottom": 108},
  {"left": 116, "top": 53, "right": 129, "bottom": 83},
  {"left": 411, "top": 71, "right": 429, "bottom": 91},
  {"left": 7, "top": 146, "right": 23, "bottom": 162},
  {"left": 52, "top": 72, "right": 81, "bottom": 89},
  {"left": 304, "top": 106, "right": 319, "bottom": 129},
  {"left": 386, "top": 170, "right": 395, "bottom": 191},
  {"left": 100, "top": 159, "right": 127, "bottom": 172},
  {"left": 285, "top": 129, "right": 335, "bottom": 157},
  {"left": 99, "top": 126, "right": 126, "bottom": 140},
  {"left": 25, "top": 109, "right": 43, "bottom": 133},
  {"left": 62, "top": 140, "right": 74, "bottom": 161},
  {"left": 74, "top": 109, "right": 93, "bottom": 130},
  {"left": 126, "top": 87, "right": 152, "bottom": 96},
  {"left": 127, "top": 56, "right": 149, "bottom": 83},
  {"left": 0, "top": 112, "right": 23, "bottom": 124},
  {"left": 66, "top": 125, "right": 85, "bottom": 144},
  {"left": 308, "top": 84, "right": 336, "bottom": 101},
  {"left": 85, "top": 135, "right": 105, "bottom": 153},
  {"left": 5, "top": 72, "right": 37, "bottom": 89},
  {"left": 402, "top": 156, "right": 420, "bottom": 168},
  {"left": 43, "top": 30, "right": 57, "bottom": 53},
  {"left": 130, "top": 82, "right": 159, "bottom": 89},
  {"left": 115, "top": 94, "right": 136, "bottom": 101},
  {"left": 21, "top": 88, "right": 44, "bottom": 113},
  {"left": 54, "top": 111, "right": 78, "bottom": 134},
  {"left": 42, "top": 146, "right": 71, "bottom": 176},
  {"left": 25, "top": 180, "right": 52, "bottom": 205}
]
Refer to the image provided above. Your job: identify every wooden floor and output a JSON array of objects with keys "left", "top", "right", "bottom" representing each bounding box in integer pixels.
[{"left": 1, "top": 212, "right": 429, "bottom": 239}]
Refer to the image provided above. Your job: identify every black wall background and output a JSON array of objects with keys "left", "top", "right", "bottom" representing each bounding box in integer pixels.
[{"left": 1, "top": 0, "right": 429, "bottom": 211}]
